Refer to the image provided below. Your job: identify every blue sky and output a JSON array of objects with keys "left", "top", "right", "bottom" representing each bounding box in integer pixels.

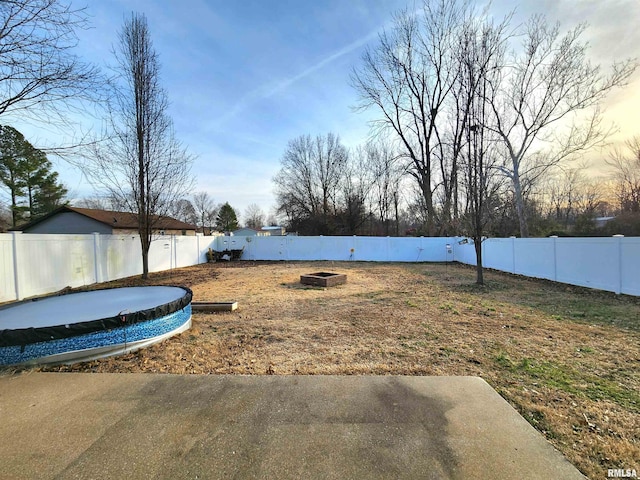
[{"left": 8, "top": 0, "right": 640, "bottom": 222}]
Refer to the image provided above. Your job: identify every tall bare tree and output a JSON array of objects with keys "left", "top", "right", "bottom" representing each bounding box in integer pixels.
[
  {"left": 489, "top": 16, "right": 636, "bottom": 237},
  {"left": 86, "top": 13, "right": 192, "bottom": 278},
  {"left": 354, "top": 1, "right": 636, "bottom": 239},
  {"left": 456, "top": 10, "right": 510, "bottom": 284},
  {"left": 352, "top": 1, "right": 469, "bottom": 235}
]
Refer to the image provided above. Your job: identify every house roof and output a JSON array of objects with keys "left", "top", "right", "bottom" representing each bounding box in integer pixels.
[{"left": 13, "top": 206, "right": 196, "bottom": 232}]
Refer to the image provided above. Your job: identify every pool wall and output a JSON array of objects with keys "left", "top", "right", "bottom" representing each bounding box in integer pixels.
[{"left": 0, "top": 304, "right": 191, "bottom": 366}]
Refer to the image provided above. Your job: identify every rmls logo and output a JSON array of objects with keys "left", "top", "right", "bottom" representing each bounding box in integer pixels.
[{"left": 608, "top": 469, "right": 638, "bottom": 478}]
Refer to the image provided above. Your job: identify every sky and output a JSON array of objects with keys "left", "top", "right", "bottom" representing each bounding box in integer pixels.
[{"left": 8, "top": 0, "right": 640, "bottom": 223}]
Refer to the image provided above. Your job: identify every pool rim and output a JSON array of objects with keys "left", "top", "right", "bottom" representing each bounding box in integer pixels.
[{"left": 0, "top": 285, "right": 193, "bottom": 348}]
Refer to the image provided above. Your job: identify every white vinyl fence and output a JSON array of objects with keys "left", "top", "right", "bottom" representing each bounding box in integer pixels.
[
  {"left": 1, "top": 234, "right": 456, "bottom": 302},
  {"left": 1, "top": 232, "right": 211, "bottom": 302},
  {"left": 453, "top": 236, "right": 640, "bottom": 296},
  {"left": 217, "top": 235, "right": 455, "bottom": 263},
  {"left": 2, "top": 232, "right": 639, "bottom": 302}
]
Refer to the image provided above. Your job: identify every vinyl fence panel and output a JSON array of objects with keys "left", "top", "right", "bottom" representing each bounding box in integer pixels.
[
  {"left": 0, "top": 234, "right": 16, "bottom": 303},
  {"left": 452, "top": 236, "right": 639, "bottom": 296},
  {"left": 2, "top": 233, "right": 638, "bottom": 302}
]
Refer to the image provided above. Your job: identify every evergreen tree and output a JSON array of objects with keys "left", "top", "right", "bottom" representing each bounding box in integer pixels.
[
  {"left": 32, "top": 170, "right": 67, "bottom": 218},
  {"left": 215, "top": 202, "right": 239, "bottom": 232},
  {"left": 0, "top": 126, "right": 29, "bottom": 225},
  {"left": 0, "top": 125, "right": 67, "bottom": 226}
]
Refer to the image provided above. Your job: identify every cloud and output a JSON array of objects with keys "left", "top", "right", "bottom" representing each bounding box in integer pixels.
[
  {"left": 264, "top": 30, "right": 380, "bottom": 97},
  {"left": 210, "top": 27, "right": 381, "bottom": 129}
]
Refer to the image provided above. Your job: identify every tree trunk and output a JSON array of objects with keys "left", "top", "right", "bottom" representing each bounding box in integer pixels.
[
  {"left": 140, "top": 234, "right": 150, "bottom": 279},
  {"left": 420, "top": 173, "right": 435, "bottom": 235},
  {"left": 511, "top": 168, "right": 529, "bottom": 238},
  {"left": 10, "top": 182, "right": 18, "bottom": 227},
  {"left": 474, "top": 237, "right": 484, "bottom": 285},
  {"left": 393, "top": 191, "right": 399, "bottom": 236}
]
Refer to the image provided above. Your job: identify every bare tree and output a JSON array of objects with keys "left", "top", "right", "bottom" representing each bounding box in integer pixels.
[
  {"left": 265, "top": 212, "right": 279, "bottom": 227},
  {"left": 607, "top": 136, "right": 640, "bottom": 213},
  {"left": 169, "top": 198, "right": 197, "bottom": 225},
  {"left": 192, "top": 191, "right": 217, "bottom": 233},
  {"left": 489, "top": 16, "right": 636, "bottom": 237},
  {"left": 541, "top": 168, "right": 581, "bottom": 229},
  {"left": 336, "top": 144, "right": 375, "bottom": 234},
  {"left": 86, "top": 13, "right": 193, "bottom": 278},
  {"left": 457, "top": 10, "right": 509, "bottom": 284},
  {"left": 352, "top": 1, "right": 470, "bottom": 235},
  {"left": 273, "top": 133, "right": 348, "bottom": 234},
  {"left": 244, "top": 203, "right": 265, "bottom": 229},
  {"left": 536, "top": 164, "right": 603, "bottom": 232},
  {"left": 353, "top": 2, "right": 636, "bottom": 239},
  {"left": 366, "top": 140, "right": 404, "bottom": 235},
  {"left": 75, "top": 195, "right": 123, "bottom": 211}
]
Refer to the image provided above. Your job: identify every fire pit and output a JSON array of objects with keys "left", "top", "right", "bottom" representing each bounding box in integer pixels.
[{"left": 300, "top": 272, "right": 347, "bottom": 287}]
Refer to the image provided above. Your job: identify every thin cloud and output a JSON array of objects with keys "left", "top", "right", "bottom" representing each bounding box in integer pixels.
[
  {"left": 211, "top": 28, "right": 381, "bottom": 129},
  {"left": 263, "top": 29, "right": 380, "bottom": 98}
]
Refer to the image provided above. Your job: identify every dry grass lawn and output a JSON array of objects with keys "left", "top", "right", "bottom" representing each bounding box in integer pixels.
[{"left": 35, "top": 261, "right": 639, "bottom": 479}]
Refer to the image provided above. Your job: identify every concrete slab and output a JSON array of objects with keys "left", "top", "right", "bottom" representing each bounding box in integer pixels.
[{"left": 0, "top": 373, "right": 585, "bottom": 479}]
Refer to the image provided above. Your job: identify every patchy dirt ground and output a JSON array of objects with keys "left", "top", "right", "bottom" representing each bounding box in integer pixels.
[{"left": 33, "top": 261, "right": 640, "bottom": 479}]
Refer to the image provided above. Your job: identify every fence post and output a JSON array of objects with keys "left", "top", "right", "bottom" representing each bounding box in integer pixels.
[
  {"left": 614, "top": 235, "right": 624, "bottom": 294},
  {"left": 550, "top": 236, "right": 558, "bottom": 282},
  {"left": 11, "top": 231, "right": 21, "bottom": 301},
  {"left": 173, "top": 234, "right": 178, "bottom": 269},
  {"left": 92, "top": 233, "right": 101, "bottom": 284},
  {"left": 510, "top": 236, "right": 516, "bottom": 274}
]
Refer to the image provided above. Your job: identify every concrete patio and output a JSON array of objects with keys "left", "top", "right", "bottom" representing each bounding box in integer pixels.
[{"left": 0, "top": 373, "right": 585, "bottom": 479}]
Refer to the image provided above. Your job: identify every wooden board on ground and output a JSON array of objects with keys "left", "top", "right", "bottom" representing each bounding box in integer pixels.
[{"left": 191, "top": 301, "right": 238, "bottom": 312}]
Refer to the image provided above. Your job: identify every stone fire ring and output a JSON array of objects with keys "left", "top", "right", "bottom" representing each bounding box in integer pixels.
[{"left": 300, "top": 272, "right": 347, "bottom": 287}]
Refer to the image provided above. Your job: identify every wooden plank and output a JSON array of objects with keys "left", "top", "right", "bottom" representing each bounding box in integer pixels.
[{"left": 191, "top": 302, "right": 238, "bottom": 312}]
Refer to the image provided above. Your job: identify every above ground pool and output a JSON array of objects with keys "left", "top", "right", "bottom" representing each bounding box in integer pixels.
[{"left": 0, "top": 286, "right": 192, "bottom": 366}]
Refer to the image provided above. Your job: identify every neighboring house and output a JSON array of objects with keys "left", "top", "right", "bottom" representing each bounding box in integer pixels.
[
  {"left": 232, "top": 227, "right": 270, "bottom": 237},
  {"left": 12, "top": 206, "right": 197, "bottom": 235},
  {"left": 260, "top": 226, "right": 286, "bottom": 236}
]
